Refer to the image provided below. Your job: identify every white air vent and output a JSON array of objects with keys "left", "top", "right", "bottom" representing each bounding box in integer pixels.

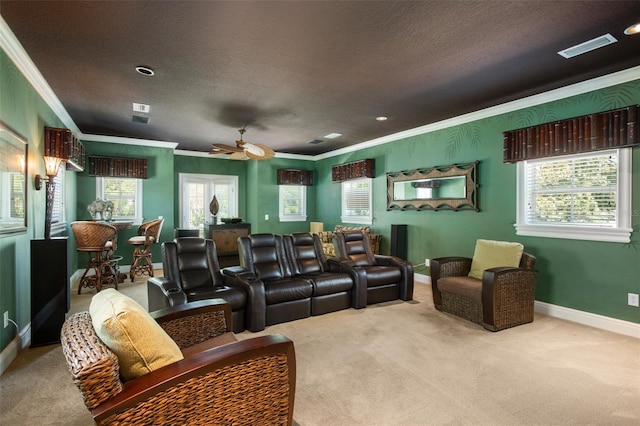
[
  {"left": 133, "top": 103, "right": 150, "bottom": 113},
  {"left": 558, "top": 33, "right": 617, "bottom": 59}
]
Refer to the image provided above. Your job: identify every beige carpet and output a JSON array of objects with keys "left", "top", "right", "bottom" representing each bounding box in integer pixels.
[{"left": 1, "top": 276, "right": 639, "bottom": 425}]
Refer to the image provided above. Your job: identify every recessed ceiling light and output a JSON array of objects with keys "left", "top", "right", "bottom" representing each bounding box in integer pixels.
[
  {"left": 135, "top": 66, "right": 155, "bottom": 76},
  {"left": 324, "top": 132, "right": 342, "bottom": 139},
  {"left": 376, "top": 116, "right": 388, "bottom": 121},
  {"left": 624, "top": 23, "right": 640, "bottom": 35},
  {"left": 557, "top": 34, "right": 617, "bottom": 59}
]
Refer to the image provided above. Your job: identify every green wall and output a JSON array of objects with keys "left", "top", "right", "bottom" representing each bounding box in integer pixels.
[
  {"left": 315, "top": 80, "right": 640, "bottom": 323},
  {"left": 2, "top": 43, "right": 639, "bottom": 356},
  {"left": 1, "top": 48, "right": 78, "bottom": 350},
  {"left": 75, "top": 141, "right": 176, "bottom": 266}
]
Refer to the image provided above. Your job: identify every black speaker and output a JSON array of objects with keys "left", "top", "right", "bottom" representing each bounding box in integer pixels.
[
  {"left": 390, "top": 224, "right": 408, "bottom": 260},
  {"left": 31, "top": 238, "right": 69, "bottom": 347}
]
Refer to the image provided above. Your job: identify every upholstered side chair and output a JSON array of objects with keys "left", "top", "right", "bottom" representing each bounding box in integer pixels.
[{"left": 430, "top": 239, "right": 537, "bottom": 331}]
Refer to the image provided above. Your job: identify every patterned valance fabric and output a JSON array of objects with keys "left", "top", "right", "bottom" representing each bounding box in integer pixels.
[{"left": 503, "top": 105, "right": 638, "bottom": 163}]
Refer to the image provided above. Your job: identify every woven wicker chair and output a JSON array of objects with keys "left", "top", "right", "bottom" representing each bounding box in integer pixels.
[
  {"left": 430, "top": 249, "right": 537, "bottom": 331},
  {"left": 71, "top": 221, "right": 118, "bottom": 294},
  {"left": 128, "top": 217, "right": 164, "bottom": 281},
  {"left": 61, "top": 299, "right": 296, "bottom": 425}
]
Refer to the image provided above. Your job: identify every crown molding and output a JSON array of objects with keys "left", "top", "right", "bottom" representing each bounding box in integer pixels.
[{"left": 3, "top": 16, "right": 638, "bottom": 161}]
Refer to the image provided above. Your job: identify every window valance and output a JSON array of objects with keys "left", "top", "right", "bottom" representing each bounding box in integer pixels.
[
  {"left": 44, "top": 127, "right": 85, "bottom": 172},
  {"left": 331, "top": 159, "right": 375, "bottom": 182},
  {"left": 88, "top": 156, "right": 148, "bottom": 179},
  {"left": 277, "top": 169, "right": 314, "bottom": 185},
  {"left": 503, "top": 105, "right": 638, "bottom": 163}
]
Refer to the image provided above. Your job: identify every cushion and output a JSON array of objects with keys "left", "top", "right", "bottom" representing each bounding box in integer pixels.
[
  {"left": 334, "top": 225, "right": 371, "bottom": 234},
  {"left": 468, "top": 239, "right": 524, "bottom": 279},
  {"left": 89, "top": 289, "right": 183, "bottom": 381}
]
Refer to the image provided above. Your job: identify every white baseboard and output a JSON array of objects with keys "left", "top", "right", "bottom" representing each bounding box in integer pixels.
[
  {"left": 0, "top": 323, "right": 31, "bottom": 376},
  {"left": 415, "top": 273, "right": 431, "bottom": 285},
  {"left": 534, "top": 301, "right": 640, "bottom": 339}
]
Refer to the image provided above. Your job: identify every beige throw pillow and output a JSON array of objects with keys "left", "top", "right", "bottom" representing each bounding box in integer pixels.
[
  {"left": 89, "top": 289, "right": 183, "bottom": 381},
  {"left": 468, "top": 239, "right": 524, "bottom": 280}
]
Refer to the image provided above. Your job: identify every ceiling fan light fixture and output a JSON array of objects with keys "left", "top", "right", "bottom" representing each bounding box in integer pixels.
[{"left": 624, "top": 23, "right": 640, "bottom": 35}]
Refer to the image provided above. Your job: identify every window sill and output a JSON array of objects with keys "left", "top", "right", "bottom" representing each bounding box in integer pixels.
[
  {"left": 514, "top": 223, "right": 632, "bottom": 243},
  {"left": 279, "top": 215, "right": 307, "bottom": 222},
  {"left": 340, "top": 216, "right": 373, "bottom": 225}
]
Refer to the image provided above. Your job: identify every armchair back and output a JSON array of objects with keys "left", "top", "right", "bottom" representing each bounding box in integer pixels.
[
  {"left": 285, "top": 232, "right": 328, "bottom": 275},
  {"left": 333, "top": 230, "right": 376, "bottom": 266},
  {"left": 238, "top": 233, "right": 293, "bottom": 280},
  {"left": 163, "top": 238, "right": 226, "bottom": 291}
]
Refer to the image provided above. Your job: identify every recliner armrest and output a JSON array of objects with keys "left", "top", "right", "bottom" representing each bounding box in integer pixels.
[
  {"left": 233, "top": 273, "right": 267, "bottom": 332},
  {"left": 147, "top": 277, "right": 188, "bottom": 311}
]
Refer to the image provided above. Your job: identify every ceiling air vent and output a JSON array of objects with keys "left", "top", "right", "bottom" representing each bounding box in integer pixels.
[
  {"left": 308, "top": 139, "right": 324, "bottom": 144},
  {"left": 133, "top": 103, "right": 150, "bottom": 113},
  {"left": 557, "top": 33, "right": 617, "bottom": 59},
  {"left": 132, "top": 115, "right": 149, "bottom": 124}
]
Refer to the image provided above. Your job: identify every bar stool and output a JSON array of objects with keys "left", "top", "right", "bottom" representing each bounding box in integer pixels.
[
  {"left": 128, "top": 217, "right": 164, "bottom": 281},
  {"left": 71, "top": 221, "right": 118, "bottom": 293}
]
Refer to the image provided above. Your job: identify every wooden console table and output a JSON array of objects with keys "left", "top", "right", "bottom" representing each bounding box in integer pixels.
[{"left": 205, "top": 223, "right": 251, "bottom": 267}]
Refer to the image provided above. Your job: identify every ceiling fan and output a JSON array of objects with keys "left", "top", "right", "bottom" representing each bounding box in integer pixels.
[{"left": 210, "top": 128, "right": 275, "bottom": 160}]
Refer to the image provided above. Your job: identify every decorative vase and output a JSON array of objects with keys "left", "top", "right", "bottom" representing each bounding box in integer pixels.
[{"left": 209, "top": 195, "right": 219, "bottom": 224}]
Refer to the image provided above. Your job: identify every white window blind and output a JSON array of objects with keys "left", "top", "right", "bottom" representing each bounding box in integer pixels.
[
  {"left": 279, "top": 185, "right": 306, "bottom": 222},
  {"left": 51, "top": 168, "right": 64, "bottom": 224},
  {"left": 516, "top": 148, "right": 632, "bottom": 242},
  {"left": 341, "top": 178, "right": 372, "bottom": 224}
]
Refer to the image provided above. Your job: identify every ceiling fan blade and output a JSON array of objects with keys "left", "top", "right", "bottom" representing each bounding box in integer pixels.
[
  {"left": 242, "top": 142, "right": 275, "bottom": 159},
  {"left": 211, "top": 143, "right": 243, "bottom": 153},
  {"left": 229, "top": 151, "right": 249, "bottom": 160}
]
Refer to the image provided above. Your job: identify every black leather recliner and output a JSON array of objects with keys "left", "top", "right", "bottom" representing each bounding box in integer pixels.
[
  {"left": 284, "top": 232, "right": 364, "bottom": 315},
  {"left": 147, "top": 237, "right": 249, "bottom": 333},
  {"left": 333, "top": 230, "right": 414, "bottom": 305},
  {"left": 235, "top": 234, "right": 313, "bottom": 331}
]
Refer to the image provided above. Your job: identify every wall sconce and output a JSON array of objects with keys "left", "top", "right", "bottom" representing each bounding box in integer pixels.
[{"left": 35, "top": 155, "right": 63, "bottom": 190}]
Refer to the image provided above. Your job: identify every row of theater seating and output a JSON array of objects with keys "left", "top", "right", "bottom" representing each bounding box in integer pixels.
[{"left": 148, "top": 231, "right": 414, "bottom": 332}]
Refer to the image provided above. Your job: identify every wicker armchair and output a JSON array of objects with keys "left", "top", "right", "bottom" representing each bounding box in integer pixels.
[
  {"left": 71, "top": 221, "right": 118, "bottom": 293},
  {"left": 430, "top": 242, "right": 537, "bottom": 331},
  {"left": 61, "top": 299, "right": 296, "bottom": 425}
]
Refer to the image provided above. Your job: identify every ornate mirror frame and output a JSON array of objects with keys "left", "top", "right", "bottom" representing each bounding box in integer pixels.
[{"left": 386, "top": 161, "right": 478, "bottom": 211}]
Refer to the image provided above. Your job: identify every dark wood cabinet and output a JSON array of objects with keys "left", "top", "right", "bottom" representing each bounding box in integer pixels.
[
  {"left": 31, "top": 238, "right": 69, "bottom": 347},
  {"left": 205, "top": 223, "right": 251, "bottom": 267}
]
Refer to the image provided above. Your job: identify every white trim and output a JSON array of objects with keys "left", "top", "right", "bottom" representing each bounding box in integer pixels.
[
  {"left": 81, "top": 134, "right": 178, "bottom": 149},
  {"left": 279, "top": 185, "right": 307, "bottom": 222},
  {"left": 0, "top": 323, "right": 31, "bottom": 376},
  {"left": 534, "top": 301, "right": 640, "bottom": 339},
  {"left": 414, "top": 273, "right": 431, "bottom": 285},
  {"left": 3, "top": 15, "right": 639, "bottom": 161},
  {"left": 515, "top": 149, "right": 632, "bottom": 243}
]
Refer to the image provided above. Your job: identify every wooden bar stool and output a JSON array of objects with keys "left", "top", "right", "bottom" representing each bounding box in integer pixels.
[
  {"left": 128, "top": 217, "right": 164, "bottom": 281},
  {"left": 71, "top": 221, "right": 118, "bottom": 293}
]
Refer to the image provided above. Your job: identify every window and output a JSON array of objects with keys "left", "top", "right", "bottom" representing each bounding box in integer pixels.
[
  {"left": 341, "top": 178, "right": 372, "bottom": 225},
  {"left": 97, "top": 177, "right": 143, "bottom": 224},
  {"left": 179, "top": 173, "right": 238, "bottom": 233},
  {"left": 516, "top": 148, "right": 632, "bottom": 243},
  {"left": 279, "top": 185, "right": 307, "bottom": 222},
  {"left": 50, "top": 167, "right": 65, "bottom": 233}
]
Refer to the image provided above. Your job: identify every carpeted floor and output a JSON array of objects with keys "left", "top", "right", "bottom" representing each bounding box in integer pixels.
[{"left": 1, "top": 276, "right": 639, "bottom": 425}]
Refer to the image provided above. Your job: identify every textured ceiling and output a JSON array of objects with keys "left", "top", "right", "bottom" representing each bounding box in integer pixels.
[{"left": 2, "top": 1, "right": 639, "bottom": 156}]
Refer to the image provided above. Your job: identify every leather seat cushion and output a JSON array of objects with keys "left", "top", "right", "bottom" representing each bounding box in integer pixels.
[
  {"left": 437, "top": 276, "right": 482, "bottom": 302},
  {"left": 302, "top": 272, "right": 353, "bottom": 296},
  {"left": 264, "top": 278, "right": 313, "bottom": 305},
  {"left": 185, "top": 285, "right": 247, "bottom": 310},
  {"left": 363, "top": 266, "right": 402, "bottom": 287}
]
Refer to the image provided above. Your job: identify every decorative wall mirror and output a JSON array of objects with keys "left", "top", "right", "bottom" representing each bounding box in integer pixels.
[
  {"left": 0, "top": 120, "right": 28, "bottom": 234},
  {"left": 387, "top": 161, "right": 478, "bottom": 211}
]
